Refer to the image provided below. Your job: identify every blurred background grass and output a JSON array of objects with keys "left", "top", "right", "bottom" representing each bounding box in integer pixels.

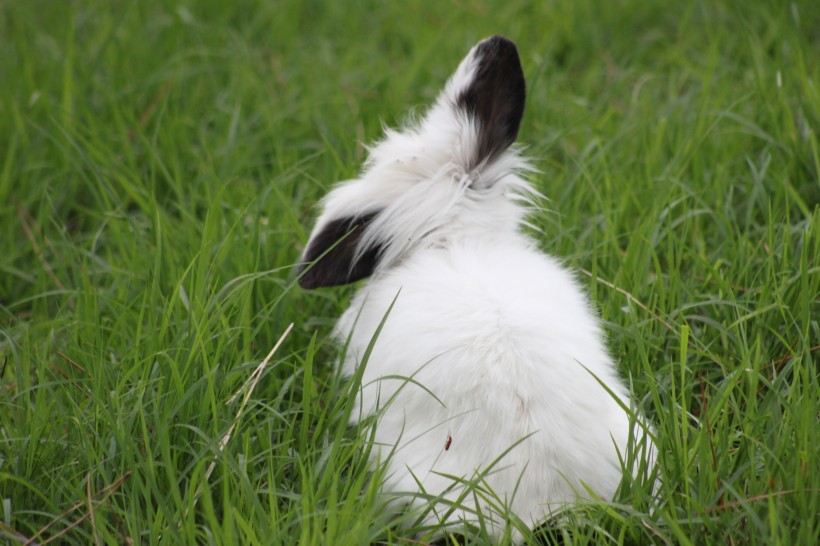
[{"left": 1, "top": 0, "right": 818, "bottom": 544}]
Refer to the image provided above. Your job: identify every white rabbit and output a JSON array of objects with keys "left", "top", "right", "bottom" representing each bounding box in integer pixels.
[{"left": 298, "top": 36, "right": 652, "bottom": 539}]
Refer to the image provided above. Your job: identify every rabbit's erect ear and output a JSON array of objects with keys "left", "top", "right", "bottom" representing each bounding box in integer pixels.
[
  {"left": 455, "top": 36, "right": 526, "bottom": 169},
  {"left": 297, "top": 212, "right": 383, "bottom": 289}
]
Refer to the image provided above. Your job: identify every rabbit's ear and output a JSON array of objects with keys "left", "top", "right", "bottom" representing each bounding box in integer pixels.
[
  {"left": 297, "top": 212, "right": 383, "bottom": 289},
  {"left": 455, "top": 36, "right": 526, "bottom": 169}
]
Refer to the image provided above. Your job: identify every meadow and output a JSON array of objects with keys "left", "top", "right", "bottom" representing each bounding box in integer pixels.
[{"left": 1, "top": 0, "right": 818, "bottom": 544}]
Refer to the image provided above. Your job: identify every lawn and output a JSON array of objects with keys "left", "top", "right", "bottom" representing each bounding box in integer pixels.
[{"left": 1, "top": 0, "right": 818, "bottom": 544}]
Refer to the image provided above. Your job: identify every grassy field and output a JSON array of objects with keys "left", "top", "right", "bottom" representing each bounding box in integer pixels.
[{"left": 1, "top": 0, "right": 818, "bottom": 544}]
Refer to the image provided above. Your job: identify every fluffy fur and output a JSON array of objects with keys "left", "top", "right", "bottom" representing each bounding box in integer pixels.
[{"left": 298, "top": 36, "right": 652, "bottom": 539}]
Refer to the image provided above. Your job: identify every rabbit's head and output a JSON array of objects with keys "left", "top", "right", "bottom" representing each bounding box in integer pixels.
[{"left": 299, "top": 36, "right": 536, "bottom": 289}]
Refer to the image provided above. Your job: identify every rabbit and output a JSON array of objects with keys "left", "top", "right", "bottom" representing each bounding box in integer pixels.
[{"left": 297, "top": 35, "right": 654, "bottom": 540}]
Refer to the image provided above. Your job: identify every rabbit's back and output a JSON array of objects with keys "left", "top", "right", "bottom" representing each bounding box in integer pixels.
[{"left": 334, "top": 240, "right": 632, "bottom": 524}]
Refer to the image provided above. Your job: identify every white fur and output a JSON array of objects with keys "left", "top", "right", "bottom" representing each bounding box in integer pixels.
[{"left": 302, "top": 38, "right": 652, "bottom": 540}]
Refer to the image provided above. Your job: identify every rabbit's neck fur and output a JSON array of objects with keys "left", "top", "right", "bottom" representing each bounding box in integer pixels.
[{"left": 350, "top": 115, "right": 539, "bottom": 271}]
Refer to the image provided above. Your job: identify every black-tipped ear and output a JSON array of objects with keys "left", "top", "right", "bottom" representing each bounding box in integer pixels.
[
  {"left": 297, "top": 212, "right": 383, "bottom": 289},
  {"left": 456, "top": 36, "right": 526, "bottom": 168}
]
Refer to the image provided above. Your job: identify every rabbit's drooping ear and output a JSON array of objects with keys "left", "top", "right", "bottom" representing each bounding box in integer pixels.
[
  {"left": 454, "top": 36, "right": 526, "bottom": 169},
  {"left": 297, "top": 212, "right": 383, "bottom": 289}
]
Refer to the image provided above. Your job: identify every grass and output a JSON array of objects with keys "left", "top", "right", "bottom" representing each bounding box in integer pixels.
[{"left": 1, "top": 0, "right": 818, "bottom": 544}]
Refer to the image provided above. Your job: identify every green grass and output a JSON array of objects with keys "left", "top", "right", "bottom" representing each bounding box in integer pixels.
[{"left": 1, "top": 0, "right": 818, "bottom": 544}]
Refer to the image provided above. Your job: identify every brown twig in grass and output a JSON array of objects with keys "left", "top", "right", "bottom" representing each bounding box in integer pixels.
[
  {"left": 14, "top": 198, "right": 65, "bottom": 292},
  {"left": 56, "top": 351, "right": 86, "bottom": 373},
  {"left": 691, "top": 274, "right": 754, "bottom": 293},
  {"left": 48, "top": 363, "right": 90, "bottom": 397},
  {"left": 772, "top": 342, "right": 819, "bottom": 372},
  {"left": 2, "top": 354, "right": 15, "bottom": 394},
  {"left": 773, "top": 338, "right": 798, "bottom": 372},
  {"left": 0, "top": 523, "right": 40, "bottom": 546},
  {"left": 128, "top": 79, "right": 175, "bottom": 143},
  {"left": 50, "top": 352, "right": 90, "bottom": 397},
  {"left": 27, "top": 472, "right": 131, "bottom": 545},
  {"left": 85, "top": 474, "right": 101, "bottom": 546},
  {"left": 703, "top": 489, "right": 817, "bottom": 513},
  {"left": 757, "top": 342, "right": 820, "bottom": 397},
  {"left": 184, "top": 323, "right": 295, "bottom": 520}
]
